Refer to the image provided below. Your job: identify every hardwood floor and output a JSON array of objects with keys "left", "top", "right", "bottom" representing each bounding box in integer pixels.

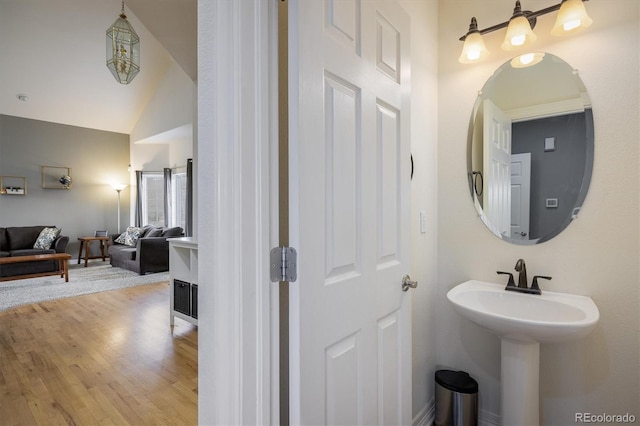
[{"left": 0, "top": 283, "right": 198, "bottom": 425}]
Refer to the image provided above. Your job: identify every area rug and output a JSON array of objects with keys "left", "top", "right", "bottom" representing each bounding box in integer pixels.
[{"left": 0, "top": 261, "right": 169, "bottom": 312}]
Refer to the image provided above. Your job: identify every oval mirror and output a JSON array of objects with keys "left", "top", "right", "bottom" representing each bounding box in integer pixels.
[{"left": 468, "top": 53, "right": 593, "bottom": 245}]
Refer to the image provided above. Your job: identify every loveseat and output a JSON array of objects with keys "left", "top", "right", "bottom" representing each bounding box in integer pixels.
[
  {"left": 0, "top": 226, "right": 70, "bottom": 278},
  {"left": 109, "top": 225, "right": 184, "bottom": 274}
]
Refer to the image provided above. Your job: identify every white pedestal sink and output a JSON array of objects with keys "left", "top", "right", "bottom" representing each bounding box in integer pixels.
[{"left": 447, "top": 280, "right": 599, "bottom": 425}]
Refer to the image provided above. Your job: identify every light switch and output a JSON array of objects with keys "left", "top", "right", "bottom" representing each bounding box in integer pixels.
[
  {"left": 419, "top": 211, "right": 427, "bottom": 233},
  {"left": 544, "top": 137, "right": 555, "bottom": 152}
]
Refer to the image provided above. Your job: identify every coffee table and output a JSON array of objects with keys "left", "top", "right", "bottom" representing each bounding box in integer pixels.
[{"left": 0, "top": 253, "right": 72, "bottom": 282}]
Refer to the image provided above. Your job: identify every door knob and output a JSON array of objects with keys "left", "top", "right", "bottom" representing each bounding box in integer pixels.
[{"left": 402, "top": 274, "right": 418, "bottom": 292}]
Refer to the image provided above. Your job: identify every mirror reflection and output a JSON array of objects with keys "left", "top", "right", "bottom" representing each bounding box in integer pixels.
[{"left": 468, "top": 53, "right": 593, "bottom": 245}]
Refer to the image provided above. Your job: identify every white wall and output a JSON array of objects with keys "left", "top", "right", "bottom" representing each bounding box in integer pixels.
[
  {"left": 398, "top": 0, "right": 440, "bottom": 423},
  {"left": 128, "top": 59, "right": 194, "bottom": 171},
  {"left": 168, "top": 131, "right": 194, "bottom": 168},
  {"left": 130, "top": 61, "right": 195, "bottom": 144},
  {"left": 437, "top": 1, "right": 639, "bottom": 423}
]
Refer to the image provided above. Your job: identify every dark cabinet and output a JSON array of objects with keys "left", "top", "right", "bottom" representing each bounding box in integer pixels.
[{"left": 173, "top": 279, "right": 197, "bottom": 319}]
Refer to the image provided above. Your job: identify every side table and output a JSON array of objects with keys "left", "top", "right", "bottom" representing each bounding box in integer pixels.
[{"left": 77, "top": 236, "right": 110, "bottom": 267}]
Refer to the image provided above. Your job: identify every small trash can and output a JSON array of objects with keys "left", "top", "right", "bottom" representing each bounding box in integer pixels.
[{"left": 435, "top": 369, "right": 478, "bottom": 426}]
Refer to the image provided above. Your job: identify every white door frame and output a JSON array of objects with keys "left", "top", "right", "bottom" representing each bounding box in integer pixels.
[{"left": 197, "top": 1, "right": 279, "bottom": 425}]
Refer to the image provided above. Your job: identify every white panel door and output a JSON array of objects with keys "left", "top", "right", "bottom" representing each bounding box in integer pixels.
[
  {"left": 510, "top": 153, "right": 531, "bottom": 240},
  {"left": 288, "top": 0, "right": 411, "bottom": 424},
  {"left": 483, "top": 99, "right": 512, "bottom": 237}
]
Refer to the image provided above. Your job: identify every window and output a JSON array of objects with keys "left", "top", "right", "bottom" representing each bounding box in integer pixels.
[
  {"left": 138, "top": 166, "right": 190, "bottom": 231},
  {"left": 141, "top": 172, "right": 164, "bottom": 227}
]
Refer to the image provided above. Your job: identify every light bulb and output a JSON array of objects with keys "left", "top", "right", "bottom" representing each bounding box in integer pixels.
[
  {"left": 511, "top": 35, "right": 526, "bottom": 46},
  {"left": 563, "top": 20, "right": 581, "bottom": 32},
  {"left": 519, "top": 53, "right": 534, "bottom": 65},
  {"left": 467, "top": 50, "right": 481, "bottom": 61},
  {"left": 510, "top": 52, "right": 545, "bottom": 68}
]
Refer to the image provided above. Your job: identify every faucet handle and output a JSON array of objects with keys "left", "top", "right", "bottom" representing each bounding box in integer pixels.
[
  {"left": 531, "top": 275, "right": 552, "bottom": 292},
  {"left": 497, "top": 271, "right": 516, "bottom": 288}
]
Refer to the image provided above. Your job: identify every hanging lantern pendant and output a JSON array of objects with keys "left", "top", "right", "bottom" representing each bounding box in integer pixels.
[{"left": 106, "top": 1, "right": 140, "bottom": 84}]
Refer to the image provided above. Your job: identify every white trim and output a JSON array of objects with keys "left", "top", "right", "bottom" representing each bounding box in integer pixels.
[
  {"left": 286, "top": 0, "right": 301, "bottom": 421},
  {"left": 268, "top": 0, "right": 281, "bottom": 423},
  {"left": 507, "top": 98, "right": 586, "bottom": 122},
  {"left": 265, "top": 1, "right": 281, "bottom": 423},
  {"left": 413, "top": 397, "right": 435, "bottom": 426},
  {"left": 197, "top": 1, "right": 274, "bottom": 424},
  {"left": 479, "top": 408, "right": 501, "bottom": 426}
]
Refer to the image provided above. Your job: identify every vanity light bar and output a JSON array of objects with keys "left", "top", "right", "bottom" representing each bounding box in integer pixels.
[{"left": 458, "top": 0, "right": 592, "bottom": 64}]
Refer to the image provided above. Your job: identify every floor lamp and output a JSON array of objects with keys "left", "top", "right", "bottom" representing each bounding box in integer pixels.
[{"left": 112, "top": 184, "right": 127, "bottom": 233}]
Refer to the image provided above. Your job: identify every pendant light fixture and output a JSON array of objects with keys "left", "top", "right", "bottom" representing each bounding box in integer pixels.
[
  {"left": 501, "top": 1, "right": 537, "bottom": 51},
  {"left": 457, "top": 0, "right": 592, "bottom": 65},
  {"left": 106, "top": 1, "right": 140, "bottom": 84}
]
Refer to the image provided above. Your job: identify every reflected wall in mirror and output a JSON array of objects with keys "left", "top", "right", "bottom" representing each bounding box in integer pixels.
[{"left": 468, "top": 53, "right": 593, "bottom": 245}]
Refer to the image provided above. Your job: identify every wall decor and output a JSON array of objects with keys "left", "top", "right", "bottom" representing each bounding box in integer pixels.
[
  {"left": 0, "top": 176, "right": 27, "bottom": 195},
  {"left": 42, "top": 166, "right": 73, "bottom": 189}
]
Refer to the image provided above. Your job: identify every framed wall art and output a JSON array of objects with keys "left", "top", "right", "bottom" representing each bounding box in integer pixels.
[
  {"left": 42, "top": 166, "right": 72, "bottom": 189},
  {"left": 0, "top": 176, "right": 27, "bottom": 195}
]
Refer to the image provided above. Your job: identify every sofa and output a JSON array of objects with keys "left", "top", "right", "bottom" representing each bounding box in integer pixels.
[
  {"left": 0, "top": 226, "right": 70, "bottom": 278},
  {"left": 109, "top": 225, "right": 184, "bottom": 274}
]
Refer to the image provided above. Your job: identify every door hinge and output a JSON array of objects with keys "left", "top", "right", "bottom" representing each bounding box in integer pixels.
[{"left": 270, "top": 246, "right": 297, "bottom": 283}]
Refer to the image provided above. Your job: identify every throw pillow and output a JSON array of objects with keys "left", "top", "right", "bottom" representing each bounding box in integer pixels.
[
  {"left": 146, "top": 228, "right": 163, "bottom": 237},
  {"left": 161, "top": 227, "right": 184, "bottom": 237},
  {"left": 33, "top": 227, "right": 61, "bottom": 249},
  {"left": 114, "top": 226, "right": 145, "bottom": 247}
]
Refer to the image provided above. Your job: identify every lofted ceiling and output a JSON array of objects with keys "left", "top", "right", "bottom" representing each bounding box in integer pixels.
[
  {"left": 0, "top": 0, "right": 196, "bottom": 135},
  {"left": 126, "top": 0, "right": 197, "bottom": 82}
]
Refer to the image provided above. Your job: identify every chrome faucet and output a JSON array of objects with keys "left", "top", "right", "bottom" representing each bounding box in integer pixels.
[{"left": 497, "top": 258, "right": 552, "bottom": 295}]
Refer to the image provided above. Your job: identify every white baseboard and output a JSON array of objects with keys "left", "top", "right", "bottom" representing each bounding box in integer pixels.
[
  {"left": 413, "top": 397, "right": 435, "bottom": 426},
  {"left": 479, "top": 409, "right": 500, "bottom": 426}
]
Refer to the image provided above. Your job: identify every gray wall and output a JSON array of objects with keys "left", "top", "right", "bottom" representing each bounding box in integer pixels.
[
  {"left": 512, "top": 110, "right": 591, "bottom": 239},
  {"left": 0, "top": 115, "right": 130, "bottom": 257}
]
